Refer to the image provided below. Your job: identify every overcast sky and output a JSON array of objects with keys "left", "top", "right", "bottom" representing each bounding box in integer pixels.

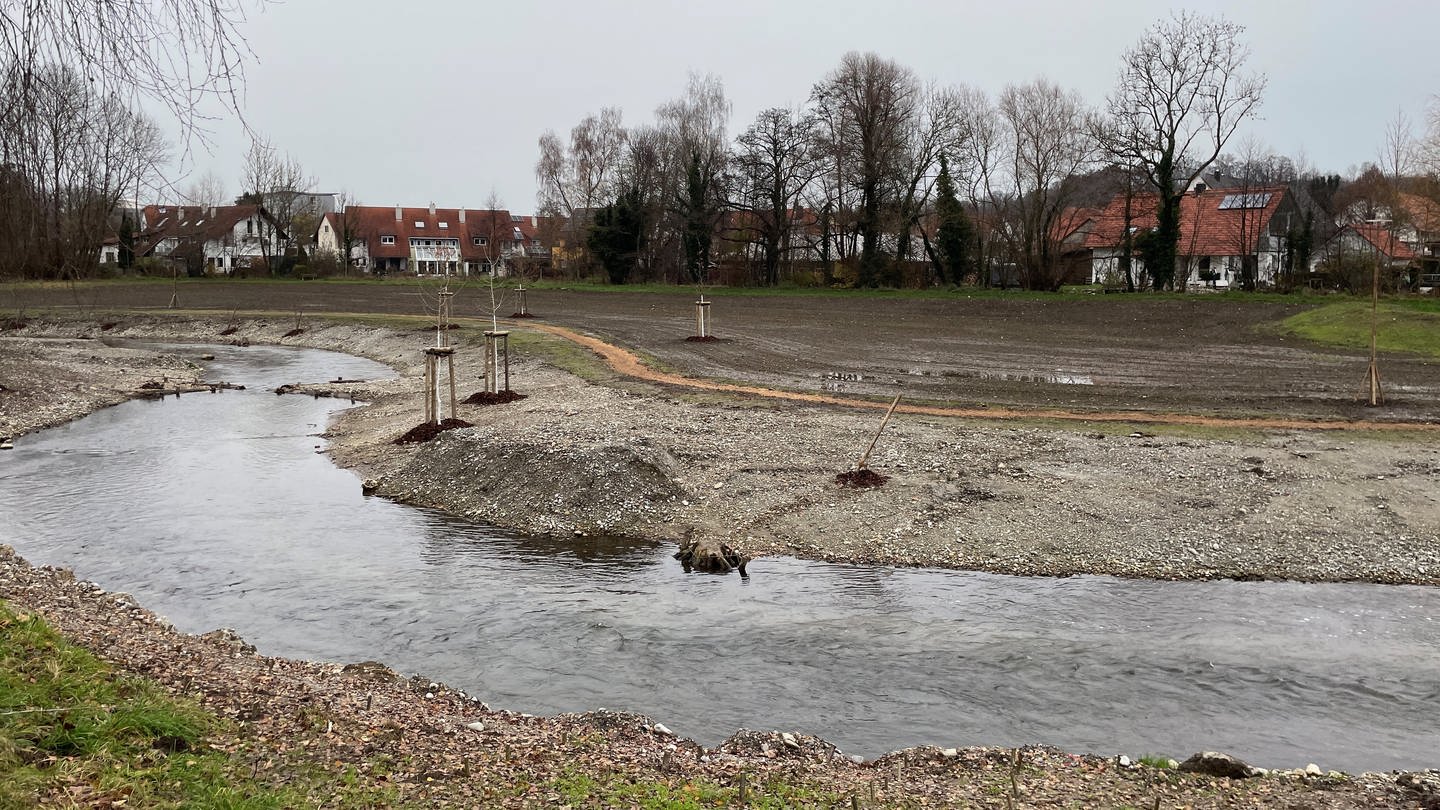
[{"left": 174, "top": 0, "right": 1440, "bottom": 212}]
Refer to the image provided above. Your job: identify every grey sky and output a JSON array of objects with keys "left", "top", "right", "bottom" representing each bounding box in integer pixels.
[{"left": 180, "top": 0, "right": 1440, "bottom": 212}]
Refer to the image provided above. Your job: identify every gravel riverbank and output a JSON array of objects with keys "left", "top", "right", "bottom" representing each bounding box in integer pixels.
[
  {"left": 3, "top": 313, "right": 1439, "bottom": 586},
  {"left": 3, "top": 313, "right": 1440, "bottom": 805}
]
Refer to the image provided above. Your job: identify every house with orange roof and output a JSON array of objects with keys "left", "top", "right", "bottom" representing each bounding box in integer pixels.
[
  {"left": 1313, "top": 221, "right": 1418, "bottom": 274},
  {"left": 134, "top": 204, "right": 287, "bottom": 274},
  {"left": 315, "top": 205, "right": 555, "bottom": 275},
  {"left": 1082, "top": 184, "right": 1297, "bottom": 289}
]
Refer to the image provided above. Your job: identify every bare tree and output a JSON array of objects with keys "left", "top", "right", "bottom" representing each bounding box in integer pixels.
[
  {"left": 977, "top": 79, "right": 1098, "bottom": 291},
  {"left": 729, "top": 107, "right": 821, "bottom": 285},
  {"left": 0, "top": 63, "right": 167, "bottom": 280},
  {"left": 888, "top": 83, "right": 974, "bottom": 285},
  {"left": 1095, "top": 12, "right": 1266, "bottom": 290},
  {"left": 239, "top": 137, "right": 312, "bottom": 274},
  {"left": 1, "top": 0, "right": 253, "bottom": 145},
  {"left": 657, "top": 72, "right": 731, "bottom": 284},
  {"left": 812, "top": 52, "right": 922, "bottom": 287},
  {"left": 1380, "top": 108, "right": 1416, "bottom": 181},
  {"left": 182, "top": 169, "right": 227, "bottom": 209},
  {"left": 536, "top": 107, "right": 627, "bottom": 277}
]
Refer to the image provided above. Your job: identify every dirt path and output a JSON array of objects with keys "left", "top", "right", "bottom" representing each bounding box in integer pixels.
[{"left": 521, "top": 320, "right": 1440, "bottom": 433}]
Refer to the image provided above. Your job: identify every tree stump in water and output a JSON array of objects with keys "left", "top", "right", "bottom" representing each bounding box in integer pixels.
[{"left": 674, "top": 537, "right": 748, "bottom": 575}]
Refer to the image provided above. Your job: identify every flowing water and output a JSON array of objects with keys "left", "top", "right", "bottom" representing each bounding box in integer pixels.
[{"left": 1, "top": 343, "right": 1437, "bottom": 772}]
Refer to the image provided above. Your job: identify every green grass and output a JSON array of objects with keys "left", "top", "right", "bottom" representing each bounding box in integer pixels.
[
  {"left": 1276, "top": 300, "right": 1440, "bottom": 359},
  {"left": 0, "top": 601, "right": 404, "bottom": 809}
]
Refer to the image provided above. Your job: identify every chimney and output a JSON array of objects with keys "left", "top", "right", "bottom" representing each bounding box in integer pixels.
[
  {"left": 531, "top": 215, "right": 538, "bottom": 227},
  {"left": 429, "top": 201, "right": 436, "bottom": 216},
  {"left": 394, "top": 204, "right": 402, "bottom": 222},
  {"left": 458, "top": 207, "right": 466, "bottom": 224}
]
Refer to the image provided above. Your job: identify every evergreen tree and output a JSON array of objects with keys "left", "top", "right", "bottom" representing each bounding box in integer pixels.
[
  {"left": 587, "top": 184, "right": 645, "bottom": 285},
  {"left": 932, "top": 155, "right": 972, "bottom": 284},
  {"left": 118, "top": 212, "right": 135, "bottom": 270},
  {"left": 680, "top": 151, "right": 714, "bottom": 284}
]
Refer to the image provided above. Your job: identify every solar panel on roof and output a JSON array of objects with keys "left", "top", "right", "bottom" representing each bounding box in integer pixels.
[{"left": 1217, "top": 193, "right": 1272, "bottom": 210}]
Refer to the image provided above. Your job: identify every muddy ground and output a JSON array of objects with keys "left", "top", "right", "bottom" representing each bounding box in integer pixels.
[{"left": 9, "top": 280, "right": 1439, "bottom": 421}]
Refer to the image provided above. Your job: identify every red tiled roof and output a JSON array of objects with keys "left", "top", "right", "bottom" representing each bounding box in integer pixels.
[
  {"left": 343, "top": 206, "right": 516, "bottom": 261},
  {"left": 1347, "top": 223, "right": 1417, "bottom": 260},
  {"left": 1082, "top": 187, "right": 1288, "bottom": 256},
  {"left": 136, "top": 204, "right": 282, "bottom": 256}
]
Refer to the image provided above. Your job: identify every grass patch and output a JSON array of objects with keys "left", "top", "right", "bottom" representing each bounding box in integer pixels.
[
  {"left": 1276, "top": 301, "right": 1440, "bottom": 359},
  {"left": 0, "top": 601, "right": 402, "bottom": 809}
]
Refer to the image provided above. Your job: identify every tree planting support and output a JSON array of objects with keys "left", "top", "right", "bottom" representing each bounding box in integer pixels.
[
  {"left": 694, "top": 295, "right": 712, "bottom": 338},
  {"left": 483, "top": 330, "right": 511, "bottom": 394},
  {"left": 422, "top": 346, "right": 458, "bottom": 425}
]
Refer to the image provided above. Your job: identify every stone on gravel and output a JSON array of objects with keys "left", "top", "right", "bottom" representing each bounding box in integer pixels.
[{"left": 1177, "top": 751, "right": 1260, "bottom": 779}]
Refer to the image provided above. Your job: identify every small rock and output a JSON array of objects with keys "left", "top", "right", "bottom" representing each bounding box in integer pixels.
[
  {"left": 465, "top": 721, "right": 485, "bottom": 732},
  {"left": 652, "top": 723, "right": 673, "bottom": 737},
  {"left": 1305, "top": 763, "right": 1323, "bottom": 776},
  {"left": 940, "top": 748, "right": 958, "bottom": 758},
  {"left": 1117, "top": 754, "right": 1133, "bottom": 768},
  {"left": 781, "top": 732, "right": 800, "bottom": 749}
]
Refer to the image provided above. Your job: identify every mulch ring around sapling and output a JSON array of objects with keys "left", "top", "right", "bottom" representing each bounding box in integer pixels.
[
  {"left": 219, "top": 326, "right": 238, "bottom": 336},
  {"left": 509, "top": 312, "right": 538, "bottom": 319},
  {"left": 683, "top": 335, "right": 726, "bottom": 343},
  {"left": 416, "top": 323, "right": 462, "bottom": 332},
  {"left": 99, "top": 322, "right": 118, "bottom": 331},
  {"left": 462, "top": 390, "right": 527, "bottom": 406},
  {"left": 282, "top": 328, "right": 306, "bottom": 338},
  {"left": 836, "top": 468, "right": 889, "bottom": 488},
  {"left": 393, "top": 418, "right": 474, "bottom": 445}
]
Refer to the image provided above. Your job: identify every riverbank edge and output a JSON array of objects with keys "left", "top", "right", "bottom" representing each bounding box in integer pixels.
[
  {"left": 2, "top": 545, "right": 1432, "bottom": 808},
  {"left": 2, "top": 314, "right": 1439, "bottom": 804},
  {"left": 4, "top": 310, "right": 1440, "bottom": 590}
]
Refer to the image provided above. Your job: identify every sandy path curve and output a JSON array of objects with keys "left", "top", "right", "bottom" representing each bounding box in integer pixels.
[{"left": 518, "top": 320, "right": 1439, "bottom": 433}]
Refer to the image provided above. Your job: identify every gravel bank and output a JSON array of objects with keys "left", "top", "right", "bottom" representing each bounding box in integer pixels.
[{"left": 3, "top": 313, "right": 1439, "bottom": 586}]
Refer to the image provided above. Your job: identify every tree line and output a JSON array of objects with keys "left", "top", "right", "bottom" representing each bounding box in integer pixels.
[{"left": 536, "top": 13, "right": 1439, "bottom": 292}]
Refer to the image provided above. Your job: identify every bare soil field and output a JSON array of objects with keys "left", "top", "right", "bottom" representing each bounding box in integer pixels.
[{"left": 10, "top": 280, "right": 1439, "bottom": 422}]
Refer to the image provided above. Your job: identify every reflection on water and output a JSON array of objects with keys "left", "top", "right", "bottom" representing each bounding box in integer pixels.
[{"left": 1, "top": 344, "right": 1437, "bottom": 772}]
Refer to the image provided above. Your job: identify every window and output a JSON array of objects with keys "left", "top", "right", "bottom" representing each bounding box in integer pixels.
[
  {"left": 473, "top": 236, "right": 487, "bottom": 246},
  {"left": 438, "top": 222, "right": 449, "bottom": 229},
  {"left": 381, "top": 235, "right": 395, "bottom": 245},
  {"left": 531, "top": 239, "right": 541, "bottom": 246},
  {"left": 414, "top": 221, "right": 425, "bottom": 228}
]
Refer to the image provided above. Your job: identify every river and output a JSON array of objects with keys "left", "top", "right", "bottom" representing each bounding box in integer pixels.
[{"left": 1, "top": 342, "right": 1436, "bottom": 772}]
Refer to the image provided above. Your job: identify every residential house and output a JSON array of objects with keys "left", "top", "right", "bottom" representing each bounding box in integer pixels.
[
  {"left": 1082, "top": 184, "right": 1296, "bottom": 288},
  {"left": 135, "top": 204, "right": 286, "bottom": 274},
  {"left": 1312, "top": 221, "right": 1418, "bottom": 286},
  {"left": 314, "top": 204, "right": 552, "bottom": 276}
]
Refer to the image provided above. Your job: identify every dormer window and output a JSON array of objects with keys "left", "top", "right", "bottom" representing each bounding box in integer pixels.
[
  {"left": 381, "top": 235, "right": 395, "bottom": 245},
  {"left": 473, "top": 236, "right": 487, "bottom": 246}
]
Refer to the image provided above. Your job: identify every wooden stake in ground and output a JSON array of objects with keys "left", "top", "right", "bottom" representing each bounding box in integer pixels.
[
  {"left": 482, "top": 330, "right": 510, "bottom": 394},
  {"left": 1363, "top": 255, "right": 1383, "bottom": 406},
  {"left": 856, "top": 394, "right": 902, "bottom": 471},
  {"left": 693, "top": 295, "right": 711, "bottom": 338}
]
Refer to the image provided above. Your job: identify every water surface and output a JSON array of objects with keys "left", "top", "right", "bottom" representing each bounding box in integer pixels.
[{"left": 1, "top": 343, "right": 1436, "bottom": 772}]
